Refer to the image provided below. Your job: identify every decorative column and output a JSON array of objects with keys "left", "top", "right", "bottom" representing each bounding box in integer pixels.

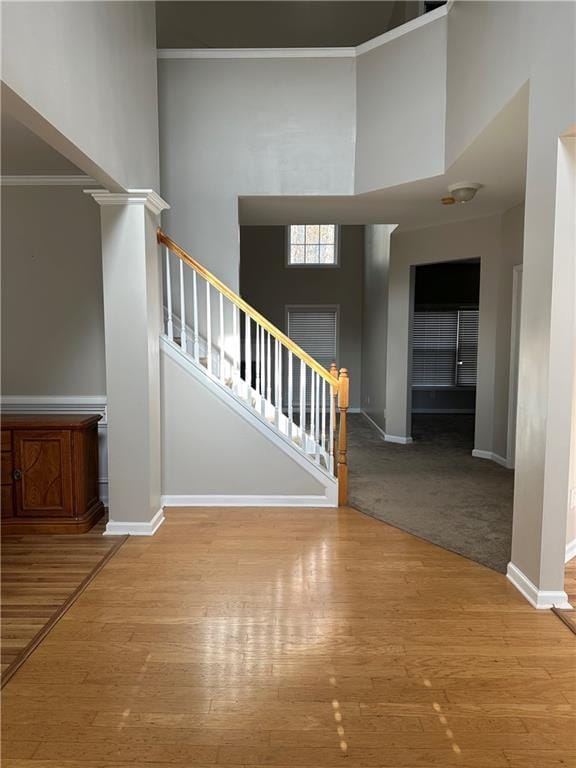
[
  {"left": 509, "top": 136, "right": 576, "bottom": 608},
  {"left": 87, "top": 190, "right": 170, "bottom": 535}
]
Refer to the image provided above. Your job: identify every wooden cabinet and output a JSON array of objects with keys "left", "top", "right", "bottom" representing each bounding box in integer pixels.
[{"left": 1, "top": 415, "right": 104, "bottom": 534}]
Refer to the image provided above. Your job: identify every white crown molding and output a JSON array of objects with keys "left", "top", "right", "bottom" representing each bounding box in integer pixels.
[
  {"left": 157, "top": 4, "right": 450, "bottom": 61},
  {"left": 1, "top": 175, "right": 97, "bottom": 186},
  {"left": 86, "top": 189, "right": 170, "bottom": 215},
  {"left": 356, "top": 3, "right": 449, "bottom": 55},
  {"left": 506, "top": 562, "right": 571, "bottom": 610},
  {"left": 162, "top": 494, "right": 337, "bottom": 508},
  {"left": 105, "top": 508, "right": 165, "bottom": 537},
  {"left": 159, "top": 47, "right": 356, "bottom": 59}
]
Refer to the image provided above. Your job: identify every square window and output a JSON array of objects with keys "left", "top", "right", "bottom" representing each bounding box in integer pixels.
[{"left": 287, "top": 225, "right": 338, "bottom": 266}]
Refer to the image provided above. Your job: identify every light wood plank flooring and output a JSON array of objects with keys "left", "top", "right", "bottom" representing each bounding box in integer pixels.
[
  {"left": 2, "top": 507, "right": 575, "bottom": 767},
  {"left": 1, "top": 522, "right": 126, "bottom": 684}
]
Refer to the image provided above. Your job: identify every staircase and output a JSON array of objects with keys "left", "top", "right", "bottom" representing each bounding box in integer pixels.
[{"left": 158, "top": 229, "right": 349, "bottom": 505}]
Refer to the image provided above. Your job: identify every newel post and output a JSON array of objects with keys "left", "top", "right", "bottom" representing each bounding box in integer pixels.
[{"left": 337, "top": 368, "right": 349, "bottom": 506}]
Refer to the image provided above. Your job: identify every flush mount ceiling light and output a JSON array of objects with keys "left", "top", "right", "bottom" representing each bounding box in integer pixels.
[{"left": 446, "top": 181, "right": 482, "bottom": 204}]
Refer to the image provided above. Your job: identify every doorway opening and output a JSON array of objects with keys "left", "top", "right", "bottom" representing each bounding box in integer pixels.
[{"left": 410, "top": 259, "right": 480, "bottom": 451}]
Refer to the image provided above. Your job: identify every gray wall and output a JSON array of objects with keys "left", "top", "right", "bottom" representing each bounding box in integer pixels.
[
  {"left": 385, "top": 207, "right": 524, "bottom": 456},
  {"left": 162, "top": 351, "right": 326, "bottom": 496},
  {"left": 158, "top": 57, "right": 356, "bottom": 289},
  {"left": 240, "top": 225, "right": 364, "bottom": 409},
  {"left": 361, "top": 225, "right": 392, "bottom": 430},
  {"left": 1, "top": 186, "right": 106, "bottom": 396},
  {"left": 493, "top": 203, "right": 525, "bottom": 458},
  {"left": 443, "top": 0, "right": 576, "bottom": 590},
  {"left": 1, "top": 1, "right": 159, "bottom": 190},
  {"left": 355, "top": 13, "right": 446, "bottom": 192}
]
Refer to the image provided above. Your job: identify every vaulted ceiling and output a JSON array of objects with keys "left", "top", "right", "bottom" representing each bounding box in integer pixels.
[{"left": 156, "top": 1, "right": 415, "bottom": 48}]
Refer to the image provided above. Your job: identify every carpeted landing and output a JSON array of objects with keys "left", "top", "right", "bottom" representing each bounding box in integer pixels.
[{"left": 348, "top": 413, "right": 514, "bottom": 573}]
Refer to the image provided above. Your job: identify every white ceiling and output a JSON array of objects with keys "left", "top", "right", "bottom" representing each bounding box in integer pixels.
[
  {"left": 239, "top": 85, "right": 528, "bottom": 230},
  {"left": 1, "top": 112, "right": 81, "bottom": 175}
]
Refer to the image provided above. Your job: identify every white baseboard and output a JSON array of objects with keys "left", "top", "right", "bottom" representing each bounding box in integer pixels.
[
  {"left": 566, "top": 538, "right": 576, "bottom": 563},
  {"left": 361, "top": 411, "right": 414, "bottom": 445},
  {"left": 506, "top": 562, "right": 571, "bottom": 609},
  {"left": 162, "top": 494, "right": 337, "bottom": 508},
  {"left": 385, "top": 433, "right": 413, "bottom": 445},
  {"left": 472, "top": 448, "right": 512, "bottom": 469},
  {"left": 361, "top": 411, "right": 387, "bottom": 441},
  {"left": 105, "top": 508, "right": 165, "bottom": 536}
]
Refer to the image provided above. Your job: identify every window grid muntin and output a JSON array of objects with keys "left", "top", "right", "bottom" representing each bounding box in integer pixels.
[{"left": 288, "top": 225, "right": 337, "bottom": 266}]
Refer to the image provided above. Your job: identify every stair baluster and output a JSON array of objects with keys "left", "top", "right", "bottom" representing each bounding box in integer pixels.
[
  {"left": 158, "top": 228, "right": 348, "bottom": 503},
  {"left": 165, "top": 248, "right": 174, "bottom": 341},
  {"left": 288, "top": 351, "right": 293, "bottom": 440},
  {"left": 219, "top": 292, "right": 225, "bottom": 382},
  {"left": 179, "top": 259, "right": 187, "bottom": 353},
  {"left": 299, "top": 359, "right": 306, "bottom": 440},
  {"left": 245, "top": 314, "right": 251, "bottom": 401},
  {"left": 206, "top": 281, "right": 212, "bottom": 375},
  {"left": 192, "top": 271, "right": 199, "bottom": 362}
]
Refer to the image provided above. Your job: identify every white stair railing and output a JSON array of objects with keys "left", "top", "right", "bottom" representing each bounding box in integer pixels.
[{"left": 158, "top": 229, "right": 349, "bottom": 495}]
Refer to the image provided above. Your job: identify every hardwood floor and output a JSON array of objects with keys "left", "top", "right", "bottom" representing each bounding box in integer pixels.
[
  {"left": 2, "top": 507, "right": 575, "bottom": 767},
  {"left": 1, "top": 522, "right": 126, "bottom": 685}
]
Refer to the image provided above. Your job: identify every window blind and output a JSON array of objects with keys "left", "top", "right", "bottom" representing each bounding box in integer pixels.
[
  {"left": 412, "top": 309, "right": 479, "bottom": 387},
  {"left": 287, "top": 308, "right": 337, "bottom": 407},
  {"left": 456, "top": 309, "right": 479, "bottom": 386},
  {"left": 287, "top": 308, "right": 337, "bottom": 369},
  {"left": 412, "top": 311, "right": 458, "bottom": 386}
]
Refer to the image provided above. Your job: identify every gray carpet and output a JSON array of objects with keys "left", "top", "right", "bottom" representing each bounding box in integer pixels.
[{"left": 348, "top": 413, "right": 514, "bottom": 573}]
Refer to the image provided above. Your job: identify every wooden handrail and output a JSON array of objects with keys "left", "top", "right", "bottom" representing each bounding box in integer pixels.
[{"left": 158, "top": 228, "right": 339, "bottom": 388}]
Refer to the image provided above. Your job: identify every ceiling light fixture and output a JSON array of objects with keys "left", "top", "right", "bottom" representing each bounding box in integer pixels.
[{"left": 447, "top": 181, "right": 482, "bottom": 204}]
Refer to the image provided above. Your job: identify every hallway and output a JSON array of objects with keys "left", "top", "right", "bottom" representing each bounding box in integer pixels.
[
  {"left": 2, "top": 507, "right": 574, "bottom": 767},
  {"left": 348, "top": 415, "right": 514, "bottom": 572}
]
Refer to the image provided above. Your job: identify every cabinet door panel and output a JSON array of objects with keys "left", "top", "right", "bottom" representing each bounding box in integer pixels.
[
  {"left": 1, "top": 485, "right": 14, "bottom": 518},
  {"left": 13, "top": 430, "right": 73, "bottom": 517},
  {"left": 1, "top": 451, "right": 13, "bottom": 485}
]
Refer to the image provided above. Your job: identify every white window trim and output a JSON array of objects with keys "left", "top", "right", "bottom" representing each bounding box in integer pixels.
[{"left": 285, "top": 225, "right": 341, "bottom": 268}]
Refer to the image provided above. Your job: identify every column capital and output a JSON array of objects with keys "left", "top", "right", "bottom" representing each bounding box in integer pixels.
[{"left": 85, "top": 188, "right": 170, "bottom": 215}]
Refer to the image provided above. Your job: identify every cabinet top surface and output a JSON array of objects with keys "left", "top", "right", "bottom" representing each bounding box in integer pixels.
[{"left": 1, "top": 414, "right": 102, "bottom": 430}]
